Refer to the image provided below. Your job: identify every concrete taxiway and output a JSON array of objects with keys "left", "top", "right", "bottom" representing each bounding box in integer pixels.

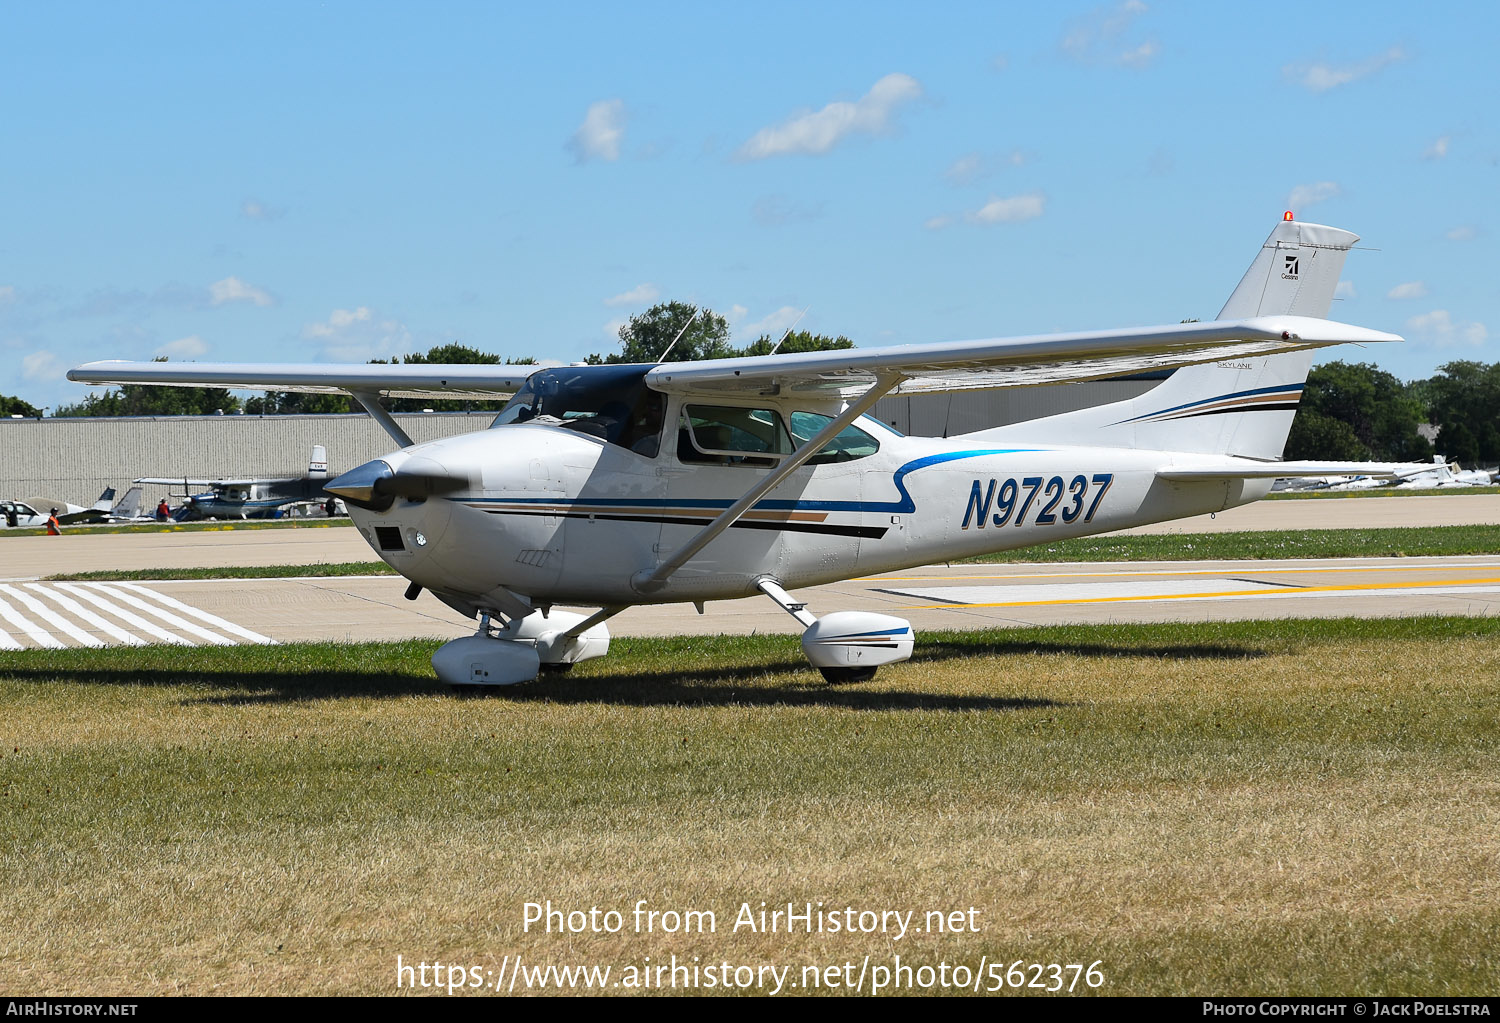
[{"left": 0, "top": 496, "right": 1495, "bottom": 649}]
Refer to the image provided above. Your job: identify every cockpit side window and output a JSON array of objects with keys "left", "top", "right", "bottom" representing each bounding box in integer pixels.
[
  {"left": 789, "top": 411, "right": 881, "bottom": 464},
  {"left": 490, "top": 366, "right": 666, "bottom": 457}
]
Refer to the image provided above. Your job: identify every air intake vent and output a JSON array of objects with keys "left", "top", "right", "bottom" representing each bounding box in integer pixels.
[{"left": 374, "top": 526, "right": 405, "bottom": 552}]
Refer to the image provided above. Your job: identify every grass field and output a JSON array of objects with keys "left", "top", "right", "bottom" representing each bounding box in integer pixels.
[{"left": 1, "top": 617, "right": 1496, "bottom": 996}]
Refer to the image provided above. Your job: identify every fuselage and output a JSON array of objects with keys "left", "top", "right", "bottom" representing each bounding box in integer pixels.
[{"left": 343, "top": 375, "right": 1268, "bottom": 612}]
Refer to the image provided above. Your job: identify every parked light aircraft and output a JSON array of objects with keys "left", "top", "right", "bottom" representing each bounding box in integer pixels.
[
  {"left": 71, "top": 218, "right": 1405, "bottom": 687},
  {"left": 136, "top": 446, "right": 332, "bottom": 520},
  {"left": 2, "top": 487, "right": 129, "bottom": 528}
]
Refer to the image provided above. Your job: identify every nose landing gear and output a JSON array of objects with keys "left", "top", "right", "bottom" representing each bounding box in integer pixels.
[{"left": 433, "top": 609, "right": 612, "bottom": 690}]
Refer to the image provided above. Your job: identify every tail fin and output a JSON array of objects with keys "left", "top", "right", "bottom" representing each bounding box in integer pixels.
[
  {"left": 969, "top": 219, "right": 1360, "bottom": 459},
  {"left": 111, "top": 485, "right": 143, "bottom": 520},
  {"left": 308, "top": 445, "right": 329, "bottom": 479}
]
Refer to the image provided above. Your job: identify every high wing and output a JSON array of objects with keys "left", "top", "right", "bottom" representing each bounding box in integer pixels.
[
  {"left": 68, "top": 314, "right": 1398, "bottom": 405},
  {"left": 136, "top": 477, "right": 225, "bottom": 487},
  {"left": 643, "top": 315, "right": 1400, "bottom": 399},
  {"left": 67, "top": 362, "right": 540, "bottom": 400}
]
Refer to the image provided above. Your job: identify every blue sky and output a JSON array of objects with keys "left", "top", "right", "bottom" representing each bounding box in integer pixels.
[{"left": 2, "top": 1, "right": 1495, "bottom": 411}]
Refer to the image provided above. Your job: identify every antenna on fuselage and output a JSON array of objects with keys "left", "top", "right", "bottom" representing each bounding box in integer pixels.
[
  {"left": 655, "top": 307, "right": 700, "bottom": 362},
  {"left": 767, "top": 306, "right": 810, "bottom": 355}
]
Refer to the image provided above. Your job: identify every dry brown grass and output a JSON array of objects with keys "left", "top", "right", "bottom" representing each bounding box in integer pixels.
[{"left": 1, "top": 620, "right": 1496, "bottom": 995}]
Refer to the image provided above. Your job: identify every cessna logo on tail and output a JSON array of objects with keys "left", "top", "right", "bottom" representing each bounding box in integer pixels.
[{"left": 1281, "top": 254, "right": 1300, "bottom": 280}]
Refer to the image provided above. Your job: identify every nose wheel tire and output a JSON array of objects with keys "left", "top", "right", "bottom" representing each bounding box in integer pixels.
[{"left": 818, "top": 665, "right": 878, "bottom": 684}]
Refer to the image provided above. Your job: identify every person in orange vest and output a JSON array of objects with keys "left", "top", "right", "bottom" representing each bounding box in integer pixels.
[
  {"left": 46, "top": 508, "right": 62, "bottom": 535},
  {"left": 156, "top": 498, "right": 171, "bottom": 522}
]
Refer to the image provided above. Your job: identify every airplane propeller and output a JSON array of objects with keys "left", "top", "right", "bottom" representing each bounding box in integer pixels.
[{"left": 324, "top": 459, "right": 470, "bottom": 511}]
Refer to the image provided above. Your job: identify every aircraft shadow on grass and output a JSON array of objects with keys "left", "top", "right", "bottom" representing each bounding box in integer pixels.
[{"left": 4, "top": 637, "right": 1267, "bottom": 710}]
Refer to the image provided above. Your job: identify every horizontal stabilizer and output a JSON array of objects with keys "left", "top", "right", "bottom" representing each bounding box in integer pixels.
[{"left": 1157, "top": 460, "right": 1421, "bottom": 481}]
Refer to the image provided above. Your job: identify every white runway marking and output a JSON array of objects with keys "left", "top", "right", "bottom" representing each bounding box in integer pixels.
[
  {"left": 24, "top": 584, "right": 147, "bottom": 646},
  {"left": 109, "top": 581, "right": 276, "bottom": 645},
  {"left": 0, "top": 582, "right": 278, "bottom": 649},
  {"left": 52, "top": 583, "right": 193, "bottom": 645},
  {"left": 0, "top": 584, "right": 102, "bottom": 647},
  {"left": 0, "top": 588, "right": 64, "bottom": 648},
  {"left": 78, "top": 583, "right": 235, "bottom": 646}
]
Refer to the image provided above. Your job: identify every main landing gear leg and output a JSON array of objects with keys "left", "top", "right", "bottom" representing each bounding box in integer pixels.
[{"left": 755, "top": 577, "right": 915, "bottom": 684}]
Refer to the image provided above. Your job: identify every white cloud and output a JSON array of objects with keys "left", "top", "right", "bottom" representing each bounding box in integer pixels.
[
  {"left": 1287, "top": 181, "right": 1342, "bottom": 208},
  {"left": 739, "top": 305, "right": 804, "bottom": 341},
  {"left": 21, "top": 351, "right": 64, "bottom": 381},
  {"left": 727, "top": 304, "right": 748, "bottom": 321},
  {"left": 0, "top": 285, "right": 14, "bottom": 305},
  {"left": 1061, "top": 2, "right": 1158, "bottom": 68},
  {"left": 1406, "top": 309, "right": 1488, "bottom": 347},
  {"left": 1387, "top": 281, "right": 1428, "bottom": 300},
  {"left": 946, "top": 153, "right": 983, "bottom": 185},
  {"left": 241, "top": 198, "right": 284, "bottom": 221},
  {"left": 155, "top": 335, "right": 208, "bottom": 358},
  {"left": 945, "top": 150, "right": 1028, "bottom": 186},
  {"left": 303, "top": 306, "right": 410, "bottom": 361},
  {"left": 603, "top": 317, "right": 628, "bottom": 340},
  {"left": 924, "top": 215, "right": 954, "bottom": 231},
  {"left": 604, "top": 283, "right": 659, "bottom": 307},
  {"left": 1335, "top": 281, "right": 1357, "bottom": 300},
  {"left": 1118, "top": 40, "right": 1159, "bottom": 69},
  {"left": 736, "top": 73, "right": 922, "bottom": 160},
  {"left": 568, "top": 99, "right": 626, "bottom": 163},
  {"left": 209, "top": 276, "right": 274, "bottom": 307},
  {"left": 966, "top": 192, "right": 1046, "bottom": 225},
  {"left": 1423, "top": 135, "right": 1451, "bottom": 160},
  {"left": 1447, "top": 225, "right": 1477, "bottom": 242},
  {"left": 1283, "top": 46, "right": 1405, "bottom": 93}
]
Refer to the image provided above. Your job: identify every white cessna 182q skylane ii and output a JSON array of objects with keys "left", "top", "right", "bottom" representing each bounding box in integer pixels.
[{"left": 71, "top": 218, "right": 1404, "bottom": 687}]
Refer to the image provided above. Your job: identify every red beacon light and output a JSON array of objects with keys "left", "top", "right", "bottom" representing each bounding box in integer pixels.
[{"left": 1283, "top": 211, "right": 1295, "bottom": 221}]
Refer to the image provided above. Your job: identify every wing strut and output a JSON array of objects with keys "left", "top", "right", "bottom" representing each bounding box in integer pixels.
[
  {"left": 351, "top": 390, "right": 415, "bottom": 448},
  {"left": 630, "top": 373, "right": 904, "bottom": 595}
]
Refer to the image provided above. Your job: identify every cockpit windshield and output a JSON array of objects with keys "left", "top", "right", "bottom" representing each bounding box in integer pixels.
[{"left": 490, "top": 364, "right": 667, "bottom": 456}]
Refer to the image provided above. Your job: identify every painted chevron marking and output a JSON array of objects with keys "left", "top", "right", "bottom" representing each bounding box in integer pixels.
[
  {"left": 24, "top": 584, "right": 147, "bottom": 646},
  {"left": 113, "top": 582, "right": 276, "bottom": 645}
]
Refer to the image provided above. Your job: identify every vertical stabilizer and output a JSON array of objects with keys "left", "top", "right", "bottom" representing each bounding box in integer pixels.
[
  {"left": 968, "top": 219, "right": 1361, "bottom": 459},
  {"left": 308, "top": 445, "right": 329, "bottom": 479}
]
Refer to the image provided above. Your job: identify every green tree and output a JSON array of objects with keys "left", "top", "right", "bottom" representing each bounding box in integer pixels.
[
  {"left": 1285, "top": 361, "right": 1431, "bottom": 461},
  {"left": 0, "top": 394, "right": 43, "bottom": 418},
  {"left": 1420, "top": 361, "right": 1500, "bottom": 466},
  {"left": 590, "top": 302, "right": 733, "bottom": 364},
  {"left": 1284, "top": 410, "right": 1367, "bottom": 461},
  {"left": 736, "top": 329, "right": 855, "bottom": 358}
]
